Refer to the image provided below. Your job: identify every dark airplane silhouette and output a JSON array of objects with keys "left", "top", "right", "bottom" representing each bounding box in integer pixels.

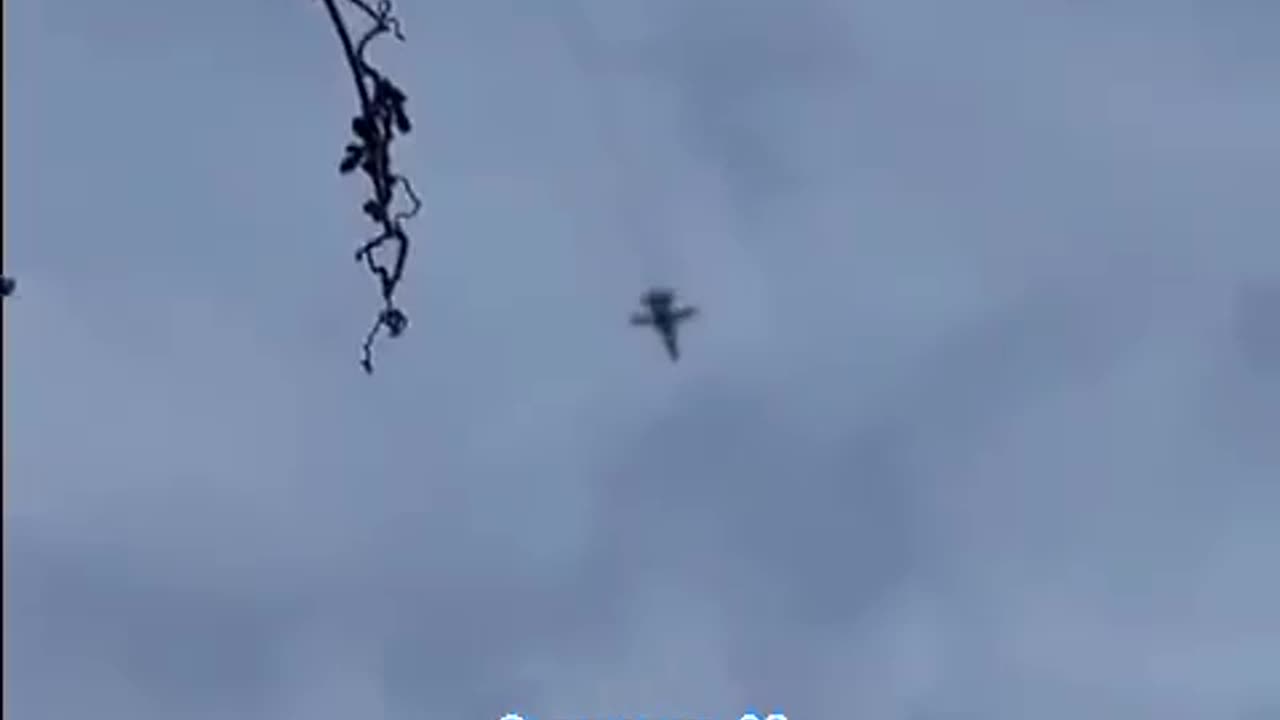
[
  {"left": 630, "top": 287, "right": 698, "bottom": 361},
  {"left": 1, "top": 276, "right": 14, "bottom": 298}
]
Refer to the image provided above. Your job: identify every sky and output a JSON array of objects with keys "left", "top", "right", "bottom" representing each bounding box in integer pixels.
[{"left": 4, "top": 1, "right": 1280, "bottom": 718}]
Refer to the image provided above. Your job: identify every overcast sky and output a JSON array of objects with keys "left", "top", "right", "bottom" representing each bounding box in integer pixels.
[{"left": 4, "top": 1, "right": 1280, "bottom": 719}]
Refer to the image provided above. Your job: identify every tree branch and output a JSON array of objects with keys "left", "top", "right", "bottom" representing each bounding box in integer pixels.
[{"left": 321, "top": 0, "right": 417, "bottom": 374}]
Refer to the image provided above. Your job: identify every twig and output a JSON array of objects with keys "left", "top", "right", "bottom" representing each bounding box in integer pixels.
[{"left": 321, "top": 0, "right": 419, "bottom": 374}]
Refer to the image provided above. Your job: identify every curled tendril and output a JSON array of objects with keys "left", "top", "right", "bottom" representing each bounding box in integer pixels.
[{"left": 321, "top": 0, "right": 418, "bottom": 374}]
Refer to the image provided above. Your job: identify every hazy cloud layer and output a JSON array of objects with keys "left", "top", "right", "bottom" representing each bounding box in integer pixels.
[{"left": 4, "top": 1, "right": 1279, "bottom": 719}]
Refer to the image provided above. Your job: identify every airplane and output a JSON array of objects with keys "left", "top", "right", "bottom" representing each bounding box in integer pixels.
[
  {"left": 1, "top": 275, "right": 14, "bottom": 298},
  {"left": 629, "top": 287, "right": 698, "bottom": 362}
]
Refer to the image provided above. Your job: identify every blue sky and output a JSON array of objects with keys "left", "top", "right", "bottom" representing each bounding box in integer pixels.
[{"left": 4, "top": 1, "right": 1280, "bottom": 718}]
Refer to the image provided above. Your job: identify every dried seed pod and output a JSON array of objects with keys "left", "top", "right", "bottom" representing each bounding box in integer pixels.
[{"left": 381, "top": 307, "right": 408, "bottom": 337}]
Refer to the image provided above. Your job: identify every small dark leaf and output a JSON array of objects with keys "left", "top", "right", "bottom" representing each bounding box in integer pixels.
[
  {"left": 363, "top": 200, "right": 386, "bottom": 222},
  {"left": 373, "top": 79, "right": 396, "bottom": 105},
  {"left": 383, "top": 80, "right": 406, "bottom": 104},
  {"left": 352, "top": 115, "right": 375, "bottom": 140},
  {"left": 339, "top": 150, "right": 363, "bottom": 174},
  {"left": 393, "top": 105, "right": 411, "bottom": 134}
]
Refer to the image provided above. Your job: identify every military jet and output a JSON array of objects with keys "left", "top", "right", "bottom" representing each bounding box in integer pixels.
[{"left": 629, "top": 287, "right": 698, "bottom": 362}]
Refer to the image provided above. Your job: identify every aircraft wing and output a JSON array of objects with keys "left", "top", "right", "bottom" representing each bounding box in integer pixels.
[
  {"left": 672, "top": 306, "right": 698, "bottom": 321},
  {"left": 630, "top": 312, "right": 654, "bottom": 326}
]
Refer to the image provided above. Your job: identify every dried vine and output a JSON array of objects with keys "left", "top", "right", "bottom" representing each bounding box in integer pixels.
[{"left": 321, "top": 0, "right": 420, "bottom": 374}]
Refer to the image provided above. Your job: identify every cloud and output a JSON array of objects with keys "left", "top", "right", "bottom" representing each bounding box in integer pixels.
[{"left": 5, "top": 1, "right": 1279, "bottom": 719}]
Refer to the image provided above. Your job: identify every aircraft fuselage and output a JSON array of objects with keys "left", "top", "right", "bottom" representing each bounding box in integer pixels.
[{"left": 632, "top": 291, "right": 696, "bottom": 362}]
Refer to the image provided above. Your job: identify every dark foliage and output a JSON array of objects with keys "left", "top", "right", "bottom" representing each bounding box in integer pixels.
[{"left": 321, "top": 0, "right": 420, "bottom": 374}]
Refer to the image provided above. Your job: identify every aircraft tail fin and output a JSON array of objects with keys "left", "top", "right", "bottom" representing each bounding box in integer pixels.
[{"left": 663, "top": 332, "right": 680, "bottom": 361}]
